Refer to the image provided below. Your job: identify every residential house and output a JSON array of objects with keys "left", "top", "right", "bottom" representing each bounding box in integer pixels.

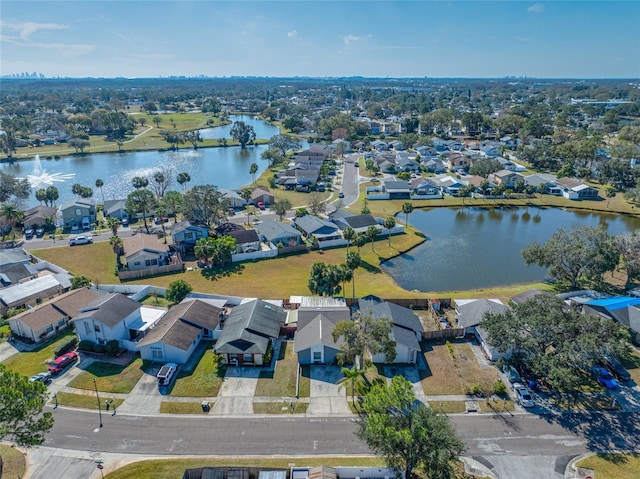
[
  {"left": 255, "top": 220, "right": 302, "bottom": 247},
  {"left": 123, "top": 233, "right": 172, "bottom": 271},
  {"left": 22, "top": 205, "right": 57, "bottom": 228},
  {"left": 416, "top": 145, "right": 437, "bottom": 157},
  {"left": 523, "top": 173, "right": 563, "bottom": 195},
  {"left": 293, "top": 215, "right": 341, "bottom": 243},
  {"left": 510, "top": 289, "right": 552, "bottom": 306},
  {"left": 72, "top": 292, "right": 167, "bottom": 350},
  {"left": 388, "top": 140, "right": 405, "bottom": 151},
  {"left": 555, "top": 177, "right": 600, "bottom": 200},
  {"left": 138, "top": 299, "right": 225, "bottom": 364},
  {"left": 583, "top": 297, "right": 640, "bottom": 344},
  {"left": 0, "top": 275, "right": 66, "bottom": 316},
  {"left": 395, "top": 155, "right": 420, "bottom": 172},
  {"left": 214, "top": 299, "right": 286, "bottom": 366},
  {"left": 220, "top": 190, "right": 247, "bottom": 209},
  {"left": 329, "top": 210, "right": 381, "bottom": 234},
  {"left": 421, "top": 158, "right": 446, "bottom": 173},
  {"left": 480, "top": 141, "right": 501, "bottom": 157},
  {"left": 410, "top": 178, "right": 443, "bottom": 199},
  {"left": 294, "top": 297, "right": 351, "bottom": 365},
  {"left": 8, "top": 287, "right": 101, "bottom": 343},
  {"left": 488, "top": 170, "right": 524, "bottom": 188},
  {"left": 103, "top": 199, "right": 129, "bottom": 221},
  {"left": 447, "top": 152, "right": 470, "bottom": 171},
  {"left": 58, "top": 199, "right": 96, "bottom": 230},
  {"left": 228, "top": 228, "right": 262, "bottom": 253},
  {"left": 455, "top": 298, "right": 508, "bottom": 361},
  {"left": 434, "top": 175, "right": 465, "bottom": 196},
  {"left": 371, "top": 140, "right": 388, "bottom": 151},
  {"left": 0, "top": 263, "right": 38, "bottom": 288},
  {"left": 382, "top": 179, "right": 411, "bottom": 199},
  {"left": 170, "top": 221, "right": 209, "bottom": 254},
  {"left": 251, "top": 187, "right": 275, "bottom": 206},
  {"left": 358, "top": 296, "right": 424, "bottom": 364},
  {"left": 0, "top": 248, "right": 31, "bottom": 268}
]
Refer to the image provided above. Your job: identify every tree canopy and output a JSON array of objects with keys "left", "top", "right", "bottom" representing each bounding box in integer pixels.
[
  {"left": 0, "top": 365, "right": 54, "bottom": 447},
  {"left": 165, "top": 279, "right": 193, "bottom": 304},
  {"left": 357, "top": 376, "right": 464, "bottom": 479},
  {"left": 182, "top": 185, "right": 229, "bottom": 227},
  {"left": 230, "top": 121, "right": 256, "bottom": 148},
  {"left": 481, "top": 294, "right": 630, "bottom": 393},
  {"left": 332, "top": 310, "right": 396, "bottom": 368}
]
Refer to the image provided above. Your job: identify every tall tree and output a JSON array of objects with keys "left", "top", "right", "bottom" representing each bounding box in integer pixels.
[
  {"left": 109, "top": 235, "right": 123, "bottom": 266},
  {"left": 270, "top": 134, "right": 300, "bottom": 157},
  {"left": 401, "top": 202, "right": 414, "bottom": 226},
  {"left": 107, "top": 217, "right": 121, "bottom": 237},
  {"left": 151, "top": 167, "right": 172, "bottom": 198},
  {"left": 353, "top": 232, "right": 367, "bottom": 253},
  {"left": 165, "top": 279, "right": 193, "bottom": 304},
  {"left": 45, "top": 186, "right": 59, "bottom": 207},
  {"left": 357, "top": 376, "right": 464, "bottom": 479},
  {"left": 308, "top": 262, "right": 343, "bottom": 297},
  {"left": 342, "top": 226, "right": 355, "bottom": 253},
  {"left": 249, "top": 163, "right": 259, "bottom": 184},
  {"left": 161, "top": 190, "right": 184, "bottom": 224},
  {"left": 345, "top": 250, "right": 361, "bottom": 299},
  {"left": 230, "top": 121, "right": 256, "bottom": 148},
  {"left": 383, "top": 216, "right": 396, "bottom": 246},
  {"left": 522, "top": 225, "right": 619, "bottom": 289},
  {"left": 35, "top": 189, "right": 47, "bottom": 205},
  {"left": 125, "top": 189, "right": 156, "bottom": 231},
  {"left": 0, "top": 365, "right": 54, "bottom": 447},
  {"left": 240, "top": 188, "right": 253, "bottom": 224},
  {"left": 132, "top": 176, "right": 149, "bottom": 190},
  {"left": 95, "top": 179, "right": 105, "bottom": 203},
  {"left": 183, "top": 185, "right": 229, "bottom": 228},
  {"left": 176, "top": 172, "right": 191, "bottom": 190},
  {"left": 308, "top": 193, "right": 326, "bottom": 216},
  {"left": 336, "top": 366, "right": 363, "bottom": 406},
  {"left": 332, "top": 310, "right": 396, "bottom": 369},
  {"left": 271, "top": 199, "right": 291, "bottom": 221},
  {"left": 366, "top": 225, "right": 379, "bottom": 252},
  {"left": 194, "top": 237, "right": 216, "bottom": 267}
]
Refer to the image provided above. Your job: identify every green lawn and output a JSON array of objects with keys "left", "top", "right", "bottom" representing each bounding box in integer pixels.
[
  {"left": 253, "top": 401, "right": 309, "bottom": 414},
  {"left": 54, "top": 392, "right": 124, "bottom": 410},
  {"left": 105, "top": 457, "right": 385, "bottom": 479},
  {"left": 32, "top": 241, "right": 119, "bottom": 284},
  {"left": 160, "top": 401, "right": 210, "bottom": 414},
  {"left": 67, "top": 357, "right": 146, "bottom": 394},
  {"left": 170, "top": 345, "right": 226, "bottom": 397},
  {"left": 1, "top": 330, "right": 75, "bottom": 377},
  {"left": 0, "top": 444, "right": 26, "bottom": 478},
  {"left": 576, "top": 453, "right": 640, "bottom": 479},
  {"left": 255, "top": 341, "right": 309, "bottom": 398}
]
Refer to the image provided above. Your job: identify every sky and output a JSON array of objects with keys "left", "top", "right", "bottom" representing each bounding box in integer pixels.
[{"left": 1, "top": 1, "right": 639, "bottom": 79}]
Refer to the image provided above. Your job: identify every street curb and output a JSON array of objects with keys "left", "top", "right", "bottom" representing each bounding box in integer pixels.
[
  {"left": 564, "top": 453, "right": 593, "bottom": 479},
  {"left": 460, "top": 456, "right": 498, "bottom": 479}
]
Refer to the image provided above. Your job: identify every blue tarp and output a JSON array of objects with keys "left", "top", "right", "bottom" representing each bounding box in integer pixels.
[{"left": 586, "top": 297, "right": 640, "bottom": 310}]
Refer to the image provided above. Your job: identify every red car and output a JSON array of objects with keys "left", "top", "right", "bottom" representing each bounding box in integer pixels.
[
  {"left": 257, "top": 201, "right": 265, "bottom": 210},
  {"left": 48, "top": 351, "right": 78, "bottom": 374}
]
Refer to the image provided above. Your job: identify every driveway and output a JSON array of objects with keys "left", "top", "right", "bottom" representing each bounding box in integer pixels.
[
  {"left": 382, "top": 365, "right": 424, "bottom": 399},
  {"left": 306, "top": 366, "right": 352, "bottom": 416},
  {"left": 117, "top": 365, "right": 163, "bottom": 415},
  {"left": 212, "top": 366, "right": 261, "bottom": 416}
]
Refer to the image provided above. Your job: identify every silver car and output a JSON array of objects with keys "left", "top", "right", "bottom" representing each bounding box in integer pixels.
[{"left": 513, "top": 383, "right": 535, "bottom": 408}]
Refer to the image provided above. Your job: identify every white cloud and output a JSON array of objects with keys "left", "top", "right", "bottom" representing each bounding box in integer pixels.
[
  {"left": 342, "top": 34, "right": 362, "bottom": 45},
  {"left": 0, "top": 21, "right": 69, "bottom": 40},
  {"left": 527, "top": 3, "right": 544, "bottom": 13},
  {"left": 287, "top": 30, "right": 297, "bottom": 38}
]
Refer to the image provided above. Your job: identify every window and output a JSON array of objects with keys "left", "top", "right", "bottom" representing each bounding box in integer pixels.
[
  {"left": 134, "top": 261, "right": 141, "bottom": 266},
  {"left": 145, "top": 259, "right": 158, "bottom": 267},
  {"left": 84, "top": 322, "right": 91, "bottom": 334},
  {"left": 150, "top": 347, "right": 163, "bottom": 359},
  {"left": 185, "top": 232, "right": 193, "bottom": 240},
  {"left": 94, "top": 325, "right": 101, "bottom": 333},
  {"left": 313, "top": 352, "right": 322, "bottom": 362},
  {"left": 243, "top": 354, "right": 253, "bottom": 362},
  {"left": 45, "top": 325, "right": 54, "bottom": 333},
  {"left": 57, "top": 319, "right": 66, "bottom": 326}
]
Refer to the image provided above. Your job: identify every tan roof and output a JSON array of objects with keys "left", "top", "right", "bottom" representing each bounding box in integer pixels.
[
  {"left": 11, "top": 303, "right": 65, "bottom": 331},
  {"left": 123, "top": 233, "right": 169, "bottom": 255},
  {"left": 52, "top": 287, "right": 102, "bottom": 317}
]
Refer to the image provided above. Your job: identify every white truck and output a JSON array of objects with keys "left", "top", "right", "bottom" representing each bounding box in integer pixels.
[
  {"left": 68, "top": 235, "right": 93, "bottom": 246},
  {"left": 157, "top": 363, "right": 178, "bottom": 390}
]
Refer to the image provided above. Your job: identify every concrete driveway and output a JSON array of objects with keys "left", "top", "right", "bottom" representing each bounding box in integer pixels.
[
  {"left": 212, "top": 366, "right": 261, "bottom": 416},
  {"left": 306, "top": 366, "right": 352, "bottom": 416},
  {"left": 117, "top": 366, "right": 163, "bottom": 415},
  {"left": 382, "top": 365, "right": 424, "bottom": 398}
]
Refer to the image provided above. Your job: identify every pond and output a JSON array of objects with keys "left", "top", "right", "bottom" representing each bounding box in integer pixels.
[
  {"left": 381, "top": 206, "right": 640, "bottom": 292},
  {"left": 1, "top": 115, "right": 287, "bottom": 208}
]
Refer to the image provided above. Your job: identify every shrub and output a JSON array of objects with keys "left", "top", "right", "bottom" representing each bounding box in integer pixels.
[
  {"left": 78, "top": 340, "right": 95, "bottom": 352},
  {"left": 105, "top": 340, "right": 120, "bottom": 356},
  {"left": 465, "top": 383, "right": 485, "bottom": 397},
  {"left": 54, "top": 337, "right": 78, "bottom": 357},
  {"left": 446, "top": 340, "right": 455, "bottom": 358},
  {"left": 93, "top": 344, "right": 107, "bottom": 354},
  {"left": 493, "top": 380, "right": 507, "bottom": 396}
]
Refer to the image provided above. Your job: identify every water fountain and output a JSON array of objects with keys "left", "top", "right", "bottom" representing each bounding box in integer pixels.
[{"left": 24, "top": 155, "right": 75, "bottom": 188}]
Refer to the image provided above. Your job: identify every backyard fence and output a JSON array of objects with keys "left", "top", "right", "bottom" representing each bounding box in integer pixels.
[{"left": 118, "top": 263, "right": 184, "bottom": 281}]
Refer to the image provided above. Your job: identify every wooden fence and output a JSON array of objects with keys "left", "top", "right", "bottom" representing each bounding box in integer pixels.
[
  {"left": 421, "top": 328, "right": 465, "bottom": 341},
  {"left": 118, "top": 263, "right": 184, "bottom": 281}
]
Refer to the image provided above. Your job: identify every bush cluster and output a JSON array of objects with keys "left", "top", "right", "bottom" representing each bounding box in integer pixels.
[{"left": 54, "top": 337, "right": 78, "bottom": 357}]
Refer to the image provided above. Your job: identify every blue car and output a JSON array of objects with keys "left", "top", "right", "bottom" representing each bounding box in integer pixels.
[{"left": 592, "top": 366, "right": 618, "bottom": 389}]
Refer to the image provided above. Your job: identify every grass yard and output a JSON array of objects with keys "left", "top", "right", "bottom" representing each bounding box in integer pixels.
[
  {"left": 477, "top": 398, "right": 516, "bottom": 413},
  {"left": 104, "top": 457, "right": 385, "bottom": 479},
  {"left": 140, "top": 295, "right": 172, "bottom": 308},
  {"left": 67, "top": 357, "right": 146, "bottom": 394},
  {"left": 170, "top": 345, "right": 225, "bottom": 397},
  {"left": 0, "top": 444, "right": 26, "bottom": 478},
  {"left": 253, "top": 401, "right": 310, "bottom": 414},
  {"left": 421, "top": 340, "right": 500, "bottom": 396},
  {"left": 255, "top": 341, "right": 310, "bottom": 398},
  {"left": 160, "top": 401, "right": 210, "bottom": 414},
  {"left": 1, "top": 330, "right": 75, "bottom": 377},
  {"left": 430, "top": 401, "right": 467, "bottom": 414},
  {"left": 576, "top": 453, "right": 640, "bottom": 479},
  {"left": 622, "top": 352, "right": 640, "bottom": 385},
  {"left": 32, "top": 242, "right": 119, "bottom": 285},
  {"left": 54, "top": 392, "right": 124, "bottom": 410}
]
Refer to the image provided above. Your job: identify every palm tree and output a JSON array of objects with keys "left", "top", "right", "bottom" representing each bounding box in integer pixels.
[
  {"left": 1, "top": 204, "right": 22, "bottom": 240},
  {"left": 155, "top": 204, "right": 168, "bottom": 242},
  {"left": 107, "top": 217, "right": 121, "bottom": 237},
  {"left": 338, "top": 264, "right": 353, "bottom": 298},
  {"left": 177, "top": 172, "right": 191, "bottom": 190},
  {"left": 95, "top": 179, "right": 105, "bottom": 203},
  {"left": 110, "top": 235, "right": 123, "bottom": 267},
  {"left": 353, "top": 232, "right": 366, "bottom": 253},
  {"left": 346, "top": 250, "right": 361, "bottom": 299},
  {"left": 342, "top": 226, "right": 355, "bottom": 253},
  {"left": 383, "top": 216, "right": 396, "bottom": 246},
  {"left": 366, "top": 225, "right": 378, "bottom": 252},
  {"left": 132, "top": 176, "right": 148, "bottom": 190},
  {"left": 401, "top": 202, "right": 413, "bottom": 226},
  {"left": 194, "top": 237, "right": 215, "bottom": 267},
  {"left": 240, "top": 188, "right": 253, "bottom": 224},
  {"left": 249, "top": 163, "right": 258, "bottom": 185},
  {"left": 336, "top": 366, "right": 363, "bottom": 406}
]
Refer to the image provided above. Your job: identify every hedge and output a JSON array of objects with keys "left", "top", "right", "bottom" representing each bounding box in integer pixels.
[{"left": 54, "top": 337, "right": 78, "bottom": 357}]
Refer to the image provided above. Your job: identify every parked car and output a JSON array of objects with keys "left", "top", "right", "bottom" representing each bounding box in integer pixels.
[
  {"left": 592, "top": 366, "right": 619, "bottom": 389},
  {"left": 338, "top": 192, "right": 345, "bottom": 198},
  {"left": 24, "top": 229, "right": 34, "bottom": 239},
  {"left": 257, "top": 201, "right": 265, "bottom": 210},
  {"left": 604, "top": 354, "right": 631, "bottom": 382},
  {"left": 48, "top": 352, "right": 78, "bottom": 374},
  {"left": 354, "top": 162, "right": 360, "bottom": 168},
  {"left": 29, "top": 371, "right": 52, "bottom": 384},
  {"left": 121, "top": 218, "right": 129, "bottom": 226},
  {"left": 513, "top": 383, "right": 535, "bottom": 408},
  {"left": 35, "top": 227, "right": 45, "bottom": 237},
  {"left": 69, "top": 235, "right": 93, "bottom": 246},
  {"left": 157, "top": 363, "right": 178, "bottom": 390}
]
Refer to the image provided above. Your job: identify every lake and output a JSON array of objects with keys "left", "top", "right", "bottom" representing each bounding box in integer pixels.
[
  {"left": 1, "top": 115, "right": 285, "bottom": 207},
  {"left": 381, "top": 206, "right": 640, "bottom": 292}
]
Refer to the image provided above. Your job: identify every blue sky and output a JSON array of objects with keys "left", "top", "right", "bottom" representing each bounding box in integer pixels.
[{"left": 1, "top": 1, "right": 639, "bottom": 78}]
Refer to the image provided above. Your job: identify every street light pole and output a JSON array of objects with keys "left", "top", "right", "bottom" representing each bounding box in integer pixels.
[{"left": 93, "top": 378, "right": 103, "bottom": 428}]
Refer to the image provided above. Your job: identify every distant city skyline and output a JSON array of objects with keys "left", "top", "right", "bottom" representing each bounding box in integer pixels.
[{"left": 1, "top": 1, "right": 639, "bottom": 79}]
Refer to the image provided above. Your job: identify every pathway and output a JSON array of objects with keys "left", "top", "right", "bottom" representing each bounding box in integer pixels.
[{"left": 212, "top": 366, "right": 261, "bottom": 416}]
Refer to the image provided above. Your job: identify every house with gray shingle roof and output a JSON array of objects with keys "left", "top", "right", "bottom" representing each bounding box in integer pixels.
[
  {"left": 293, "top": 215, "right": 341, "bottom": 242},
  {"left": 294, "top": 305, "right": 351, "bottom": 364},
  {"left": 138, "top": 299, "right": 224, "bottom": 364},
  {"left": 255, "top": 220, "right": 302, "bottom": 247},
  {"left": 455, "top": 298, "right": 508, "bottom": 361},
  {"left": 214, "top": 299, "right": 286, "bottom": 366}
]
